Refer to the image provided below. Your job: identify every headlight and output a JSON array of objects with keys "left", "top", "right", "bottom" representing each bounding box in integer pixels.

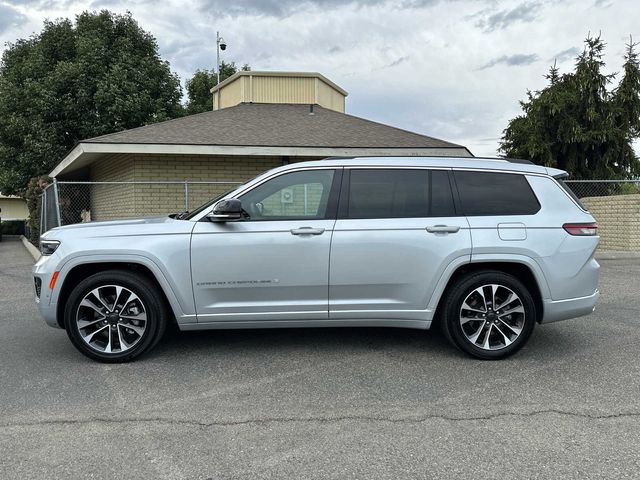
[{"left": 40, "top": 240, "right": 60, "bottom": 256}]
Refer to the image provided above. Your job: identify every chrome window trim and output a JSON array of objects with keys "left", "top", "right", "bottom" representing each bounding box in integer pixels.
[{"left": 191, "top": 164, "right": 556, "bottom": 222}]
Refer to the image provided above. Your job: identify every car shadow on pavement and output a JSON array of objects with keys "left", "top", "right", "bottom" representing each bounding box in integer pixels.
[
  {"left": 145, "top": 322, "right": 584, "bottom": 363},
  {"left": 152, "top": 325, "right": 452, "bottom": 357}
]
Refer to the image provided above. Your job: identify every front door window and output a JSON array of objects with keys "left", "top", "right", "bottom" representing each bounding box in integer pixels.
[{"left": 239, "top": 170, "right": 336, "bottom": 220}]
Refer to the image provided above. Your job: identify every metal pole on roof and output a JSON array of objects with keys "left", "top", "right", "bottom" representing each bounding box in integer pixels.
[
  {"left": 215, "top": 31, "right": 226, "bottom": 110},
  {"left": 216, "top": 31, "right": 227, "bottom": 85},
  {"left": 216, "top": 31, "right": 220, "bottom": 86}
]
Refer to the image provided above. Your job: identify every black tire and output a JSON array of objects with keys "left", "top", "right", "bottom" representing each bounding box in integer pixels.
[
  {"left": 441, "top": 270, "right": 536, "bottom": 360},
  {"left": 64, "top": 270, "right": 168, "bottom": 363}
]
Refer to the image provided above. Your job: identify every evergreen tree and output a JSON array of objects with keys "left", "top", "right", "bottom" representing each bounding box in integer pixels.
[{"left": 499, "top": 35, "right": 640, "bottom": 179}]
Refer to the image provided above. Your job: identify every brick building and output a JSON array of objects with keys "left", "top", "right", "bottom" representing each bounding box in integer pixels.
[{"left": 50, "top": 71, "right": 471, "bottom": 220}]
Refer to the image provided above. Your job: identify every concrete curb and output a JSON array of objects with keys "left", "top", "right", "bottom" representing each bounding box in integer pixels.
[
  {"left": 20, "top": 235, "right": 41, "bottom": 262},
  {"left": 595, "top": 251, "right": 640, "bottom": 260}
]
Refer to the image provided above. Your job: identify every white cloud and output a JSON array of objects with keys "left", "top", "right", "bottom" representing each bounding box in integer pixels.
[
  {"left": 0, "top": 0, "right": 637, "bottom": 156},
  {"left": 0, "top": 3, "right": 27, "bottom": 35},
  {"left": 473, "top": 1, "right": 542, "bottom": 32},
  {"left": 478, "top": 53, "right": 540, "bottom": 70}
]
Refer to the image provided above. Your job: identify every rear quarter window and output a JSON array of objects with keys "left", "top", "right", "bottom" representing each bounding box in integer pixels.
[
  {"left": 556, "top": 179, "right": 588, "bottom": 211},
  {"left": 453, "top": 171, "right": 541, "bottom": 216}
]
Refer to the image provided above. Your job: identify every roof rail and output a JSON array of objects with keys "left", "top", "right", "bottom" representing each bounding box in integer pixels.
[
  {"left": 505, "top": 158, "right": 535, "bottom": 165},
  {"left": 466, "top": 156, "right": 535, "bottom": 165},
  {"left": 322, "top": 155, "right": 535, "bottom": 165}
]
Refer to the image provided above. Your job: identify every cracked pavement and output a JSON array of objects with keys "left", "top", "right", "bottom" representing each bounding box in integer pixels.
[{"left": 1, "top": 237, "right": 639, "bottom": 479}]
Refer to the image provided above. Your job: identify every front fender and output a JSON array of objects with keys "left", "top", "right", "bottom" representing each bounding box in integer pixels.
[{"left": 52, "top": 253, "right": 196, "bottom": 324}]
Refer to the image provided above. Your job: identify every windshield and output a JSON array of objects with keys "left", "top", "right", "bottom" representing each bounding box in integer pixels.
[{"left": 182, "top": 187, "right": 240, "bottom": 220}]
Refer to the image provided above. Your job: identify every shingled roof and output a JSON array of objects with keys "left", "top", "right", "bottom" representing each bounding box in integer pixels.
[
  {"left": 50, "top": 103, "right": 472, "bottom": 177},
  {"left": 84, "top": 103, "right": 464, "bottom": 149}
]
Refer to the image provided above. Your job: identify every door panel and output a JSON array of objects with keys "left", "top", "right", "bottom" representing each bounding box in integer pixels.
[
  {"left": 329, "top": 217, "right": 471, "bottom": 319},
  {"left": 191, "top": 168, "right": 340, "bottom": 322},
  {"left": 329, "top": 168, "right": 471, "bottom": 320},
  {"left": 191, "top": 219, "right": 335, "bottom": 321}
]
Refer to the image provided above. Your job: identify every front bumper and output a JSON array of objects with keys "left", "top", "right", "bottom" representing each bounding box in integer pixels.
[
  {"left": 541, "top": 289, "right": 600, "bottom": 324},
  {"left": 33, "top": 255, "right": 62, "bottom": 329}
]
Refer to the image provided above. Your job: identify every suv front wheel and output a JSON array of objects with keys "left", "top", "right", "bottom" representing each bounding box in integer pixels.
[
  {"left": 441, "top": 271, "right": 536, "bottom": 359},
  {"left": 64, "top": 270, "right": 168, "bottom": 362}
]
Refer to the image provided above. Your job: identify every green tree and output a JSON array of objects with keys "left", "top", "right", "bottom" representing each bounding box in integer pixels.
[
  {"left": 499, "top": 35, "right": 640, "bottom": 179},
  {"left": 185, "top": 61, "right": 250, "bottom": 115},
  {"left": 0, "top": 10, "right": 183, "bottom": 195}
]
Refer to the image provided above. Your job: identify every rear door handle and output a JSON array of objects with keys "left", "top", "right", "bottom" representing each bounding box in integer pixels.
[
  {"left": 290, "top": 227, "right": 326, "bottom": 236},
  {"left": 426, "top": 225, "right": 460, "bottom": 234}
]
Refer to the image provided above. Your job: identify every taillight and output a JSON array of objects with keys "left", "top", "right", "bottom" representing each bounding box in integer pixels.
[{"left": 563, "top": 223, "right": 598, "bottom": 236}]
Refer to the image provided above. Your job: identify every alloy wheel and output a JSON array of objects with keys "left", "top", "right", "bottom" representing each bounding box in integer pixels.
[
  {"left": 76, "top": 285, "right": 148, "bottom": 354},
  {"left": 459, "top": 284, "right": 525, "bottom": 351}
]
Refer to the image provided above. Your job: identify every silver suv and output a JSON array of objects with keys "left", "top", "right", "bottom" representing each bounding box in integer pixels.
[{"left": 34, "top": 157, "right": 600, "bottom": 362}]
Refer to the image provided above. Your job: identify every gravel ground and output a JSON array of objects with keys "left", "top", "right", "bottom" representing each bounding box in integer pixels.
[{"left": 1, "top": 237, "right": 639, "bottom": 479}]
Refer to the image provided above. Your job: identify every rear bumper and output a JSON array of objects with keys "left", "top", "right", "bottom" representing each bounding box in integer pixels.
[{"left": 541, "top": 289, "right": 599, "bottom": 324}]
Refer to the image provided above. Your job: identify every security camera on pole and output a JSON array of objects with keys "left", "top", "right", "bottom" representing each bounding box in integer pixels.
[{"left": 216, "top": 31, "right": 227, "bottom": 85}]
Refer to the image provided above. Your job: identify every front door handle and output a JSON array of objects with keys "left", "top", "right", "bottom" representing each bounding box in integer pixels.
[
  {"left": 426, "top": 225, "right": 460, "bottom": 234},
  {"left": 290, "top": 227, "right": 326, "bottom": 236}
]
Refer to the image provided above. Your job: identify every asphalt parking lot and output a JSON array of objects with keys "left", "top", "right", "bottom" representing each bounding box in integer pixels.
[{"left": 1, "top": 237, "right": 639, "bottom": 479}]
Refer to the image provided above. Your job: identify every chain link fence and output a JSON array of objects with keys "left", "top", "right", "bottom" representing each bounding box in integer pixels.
[
  {"left": 37, "top": 178, "right": 640, "bottom": 251},
  {"left": 565, "top": 180, "right": 640, "bottom": 251},
  {"left": 565, "top": 180, "right": 640, "bottom": 198},
  {"left": 41, "top": 180, "right": 241, "bottom": 233}
]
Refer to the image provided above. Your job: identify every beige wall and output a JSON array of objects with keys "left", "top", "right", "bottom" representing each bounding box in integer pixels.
[
  {"left": 252, "top": 76, "right": 316, "bottom": 105},
  {"left": 131, "top": 155, "right": 284, "bottom": 217},
  {"left": 213, "top": 73, "right": 346, "bottom": 112},
  {"left": 87, "top": 154, "right": 136, "bottom": 222},
  {"left": 0, "top": 197, "right": 28, "bottom": 220},
  {"left": 216, "top": 75, "right": 245, "bottom": 110},
  {"left": 88, "top": 154, "right": 317, "bottom": 220},
  {"left": 582, "top": 194, "right": 640, "bottom": 251},
  {"left": 317, "top": 79, "right": 345, "bottom": 112}
]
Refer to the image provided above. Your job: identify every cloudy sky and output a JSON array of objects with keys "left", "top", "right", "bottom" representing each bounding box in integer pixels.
[{"left": 0, "top": 0, "right": 637, "bottom": 155}]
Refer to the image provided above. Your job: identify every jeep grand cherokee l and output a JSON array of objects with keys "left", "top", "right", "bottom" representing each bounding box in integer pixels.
[{"left": 33, "top": 157, "right": 600, "bottom": 362}]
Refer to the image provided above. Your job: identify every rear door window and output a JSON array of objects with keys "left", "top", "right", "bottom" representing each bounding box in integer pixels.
[
  {"left": 342, "top": 169, "right": 456, "bottom": 219},
  {"left": 453, "top": 171, "right": 540, "bottom": 216}
]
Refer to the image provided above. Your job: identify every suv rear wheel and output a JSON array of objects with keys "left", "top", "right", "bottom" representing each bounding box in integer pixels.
[
  {"left": 64, "top": 270, "right": 168, "bottom": 362},
  {"left": 441, "top": 271, "right": 536, "bottom": 359}
]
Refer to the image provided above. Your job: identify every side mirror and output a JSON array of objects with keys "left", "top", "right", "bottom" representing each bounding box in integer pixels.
[{"left": 207, "top": 198, "right": 243, "bottom": 222}]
